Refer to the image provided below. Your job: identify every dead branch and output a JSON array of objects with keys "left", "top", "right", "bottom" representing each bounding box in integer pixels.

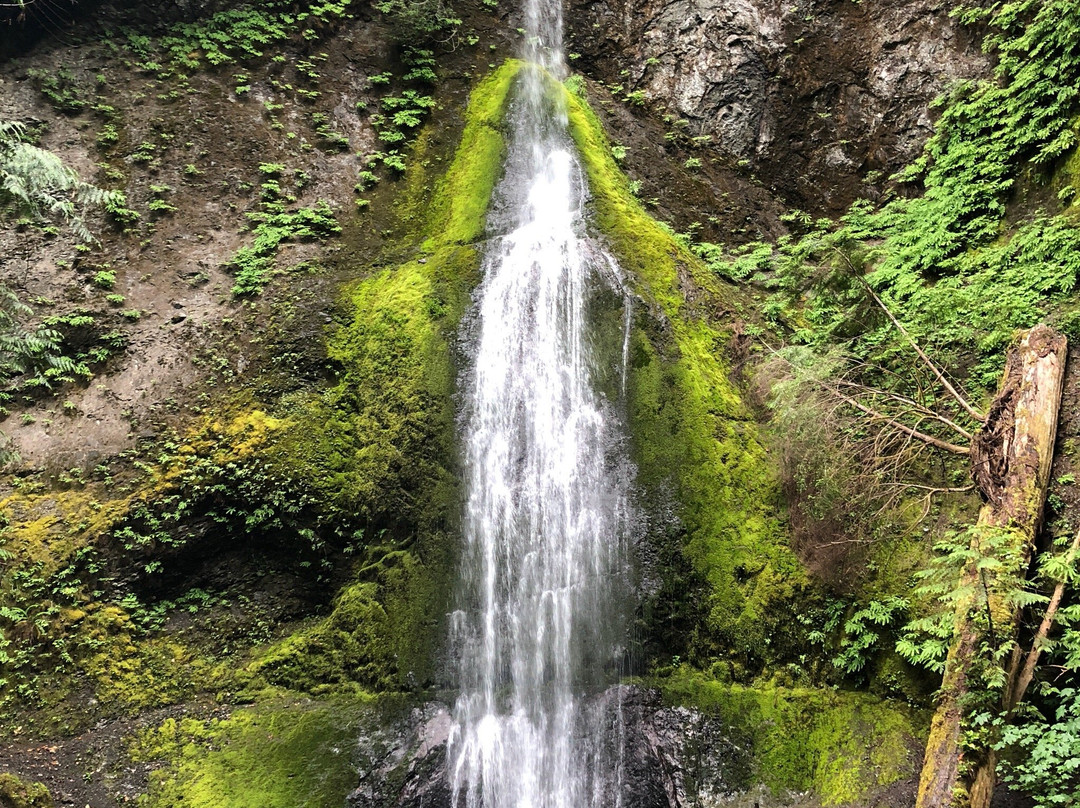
[
  {"left": 825, "top": 245, "right": 986, "bottom": 423},
  {"left": 885, "top": 483, "right": 976, "bottom": 494},
  {"left": 858, "top": 278, "right": 986, "bottom": 423},
  {"left": 1006, "top": 527, "right": 1080, "bottom": 711},
  {"left": 834, "top": 391, "right": 971, "bottom": 455},
  {"left": 835, "top": 380, "right": 974, "bottom": 439}
]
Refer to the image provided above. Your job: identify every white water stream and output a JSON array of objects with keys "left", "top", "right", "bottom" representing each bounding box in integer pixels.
[{"left": 446, "top": 0, "right": 636, "bottom": 804}]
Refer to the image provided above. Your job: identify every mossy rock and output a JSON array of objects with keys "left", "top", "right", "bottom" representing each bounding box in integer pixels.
[
  {"left": 131, "top": 696, "right": 368, "bottom": 808},
  {"left": 0, "top": 773, "right": 53, "bottom": 808},
  {"left": 246, "top": 60, "right": 526, "bottom": 694},
  {"left": 562, "top": 79, "right": 806, "bottom": 669},
  {"left": 658, "top": 671, "right": 928, "bottom": 805}
]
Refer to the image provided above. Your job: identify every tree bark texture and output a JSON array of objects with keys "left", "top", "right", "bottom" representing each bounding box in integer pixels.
[{"left": 916, "top": 325, "right": 1067, "bottom": 808}]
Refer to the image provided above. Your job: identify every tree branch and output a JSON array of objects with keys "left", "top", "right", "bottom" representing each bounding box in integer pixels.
[
  {"left": 835, "top": 380, "right": 975, "bottom": 439},
  {"left": 823, "top": 244, "right": 986, "bottom": 422},
  {"left": 853, "top": 271, "right": 986, "bottom": 423},
  {"left": 833, "top": 391, "right": 971, "bottom": 455},
  {"left": 1006, "top": 527, "right": 1080, "bottom": 711}
]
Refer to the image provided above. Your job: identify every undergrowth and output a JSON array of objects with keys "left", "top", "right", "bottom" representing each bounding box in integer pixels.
[
  {"left": 701, "top": 3, "right": 1080, "bottom": 803},
  {"left": 704, "top": 0, "right": 1080, "bottom": 390},
  {"left": 228, "top": 201, "right": 340, "bottom": 296}
]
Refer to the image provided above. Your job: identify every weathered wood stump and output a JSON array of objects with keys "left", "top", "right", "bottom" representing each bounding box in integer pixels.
[{"left": 916, "top": 325, "right": 1067, "bottom": 808}]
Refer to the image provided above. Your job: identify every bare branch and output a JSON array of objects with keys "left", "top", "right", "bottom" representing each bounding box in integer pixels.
[
  {"left": 835, "top": 380, "right": 974, "bottom": 439},
  {"left": 885, "top": 483, "right": 976, "bottom": 494},
  {"left": 851, "top": 269, "right": 986, "bottom": 423},
  {"left": 834, "top": 391, "right": 971, "bottom": 455},
  {"left": 821, "top": 244, "right": 985, "bottom": 422},
  {"left": 1006, "top": 527, "right": 1080, "bottom": 711}
]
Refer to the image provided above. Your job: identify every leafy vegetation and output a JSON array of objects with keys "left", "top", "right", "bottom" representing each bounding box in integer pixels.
[
  {"left": 116, "top": 0, "right": 458, "bottom": 76},
  {"left": 697, "top": 2, "right": 1080, "bottom": 803},
  {"left": 121, "top": 1, "right": 358, "bottom": 71},
  {"left": 374, "top": 0, "right": 460, "bottom": 43},
  {"left": 0, "top": 289, "right": 84, "bottom": 425},
  {"left": 228, "top": 201, "right": 340, "bottom": 296},
  {"left": 1, "top": 120, "right": 123, "bottom": 242},
  {"left": 688, "top": 0, "right": 1080, "bottom": 388},
  {"left": 354, "top": 50, "right": 441, "bottom": 203}
]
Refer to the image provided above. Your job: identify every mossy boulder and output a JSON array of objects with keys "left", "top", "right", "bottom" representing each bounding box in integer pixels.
[
  {"left": 131, "top": 697, "right": 369, "bottom": 808},
  {"left": 659, "top": 672, "right": 927, "bottom": 805},
  {"left": 0, "top": 774, "right": 52, "bottom": 808}
]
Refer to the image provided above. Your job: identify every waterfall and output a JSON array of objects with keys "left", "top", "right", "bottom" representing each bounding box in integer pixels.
[{"left": 446, "top": 0, "right": 636, "bottom": 804}]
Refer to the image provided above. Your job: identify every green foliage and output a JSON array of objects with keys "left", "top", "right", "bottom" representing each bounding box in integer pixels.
[
  {"left": 123, "top": 1, "right": 357, "bottom": 71},
  {"left": 997, "top": 687, "right": 1080, "bottom": 806},
  {"left": 130, "top": 142, "right": 157, "bottom": 164},
  {"left": 0, "top": 288, "right": 85, "bottom": 442},
  {"left": 0, "top": 62, "right": 521, "bottom": 724},
  {"left": 0, "top": 120, "right": 124, "bottom": 242},
  {"left": 989, "top": 528, "right": 1080, "bottom": 806},
  {"left": 832, "top": 596, "right": 909, "bottom": 675},
  {"left": 356, "top": 53, "right": 440, "bottom": 196},
  {"left": 374, "top": 0, "right": 460, "bottom": 43},
  {"left": 879, "top": 0, "right": 1080, "bottom": 274},
  {"left": 103, "top": 192, "right": 140, "bottom": 228},
  {"left": 308, "top": 112, "right": 349, "bottom": 151},
  {"left": 739, "top": 0, "right": 1080, "bottom": 392},
  {"left": 261, "top": 61, "right": 522, "bottom": 690},
  {"left": 892, "top": 523, "right": 1080, "bottom": 803},
  {"left": 26, "top": 67, "right": 86, "bottom": 114},
  {"left": 92, "top": 269, "right": 116, "bottom": 289},
  {"left": 381, "top": 89, "right": 436, "bottom": 130},
  {"left": 228, "top": 201, "right": 340, "bottom": 296},
  {"left": 897, "top": 526, "right": 1034, "bottom": 687},
  {"left": 96, "top": 124, "right": 120, "bottom": 148}
]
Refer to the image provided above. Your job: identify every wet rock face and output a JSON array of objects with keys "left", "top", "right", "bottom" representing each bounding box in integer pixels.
[
  {"left": 567, "top": 0, "right": 988, "bottom": 212},
  {"left": 352, "top": 687, "right": 753, "bottom": 808},
  {"left": 350, "top": 703, "right": 454, "bottom": 808}
]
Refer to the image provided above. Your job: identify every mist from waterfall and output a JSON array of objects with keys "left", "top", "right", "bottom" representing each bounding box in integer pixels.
[{"left": 445, "top": 0, "right": 637, "bottom": 805}]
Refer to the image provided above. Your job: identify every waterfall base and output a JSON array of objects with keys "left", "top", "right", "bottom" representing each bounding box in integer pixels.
[{"left": 350, "top": 686, "right": 787, "bottom": 808}]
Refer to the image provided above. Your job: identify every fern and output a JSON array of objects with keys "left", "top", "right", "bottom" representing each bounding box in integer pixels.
[{"left": 0, "top": 120, "right": 124, "bottom": 241}]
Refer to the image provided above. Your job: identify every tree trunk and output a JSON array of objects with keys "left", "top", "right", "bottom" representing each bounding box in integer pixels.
[{"left": 916, "top": 325, "right": 1067, "bottom": 808}]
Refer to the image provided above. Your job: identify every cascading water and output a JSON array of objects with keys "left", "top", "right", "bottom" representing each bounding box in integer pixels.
[{"left": 445, "top": 0, "right": 636, "bottom": 804}]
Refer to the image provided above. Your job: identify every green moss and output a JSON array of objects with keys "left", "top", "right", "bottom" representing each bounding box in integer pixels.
[
  {"left": 258, "top": 60, "right": 525, "bottom": 693},
  {"left": 658, "top": 671, "right": 928, "bottom": 804},
  {"left": 246, "top": 581, "right": 390, "bottom": 692},
  {"left": 420, "top": 60, "right": 521, "bottom": 249},
  {"left": 563, "top": 81, "right": 804, "bottom": 666},
  {"left": 132, "top": 695, "right": 368, "bottom": 808},
  {"left": 0, "top": 773, "right": 53, "bottom": 808},
  {"left": 81, "top": 619, "right": 229, "bottom": 711}
]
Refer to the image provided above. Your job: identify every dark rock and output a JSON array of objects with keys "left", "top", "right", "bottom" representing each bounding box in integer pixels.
[
  {"left": 566, "top": 0, "right": 989, "bottom": 213},
  {"left": 348, "top": 703, "right": 454, "bottom": 808},
  {"left": 352, "top": 686, "right": 754, "bottom": 808}
]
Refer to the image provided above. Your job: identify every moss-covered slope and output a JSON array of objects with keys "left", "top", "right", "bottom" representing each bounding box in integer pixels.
[{"left": 562, "top": 83, "right": 806, "bottom": 671}]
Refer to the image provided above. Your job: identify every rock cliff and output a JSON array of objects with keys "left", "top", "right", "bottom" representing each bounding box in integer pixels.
[{"left": 568, "top": 0, "right": 987, "bottom": 211}]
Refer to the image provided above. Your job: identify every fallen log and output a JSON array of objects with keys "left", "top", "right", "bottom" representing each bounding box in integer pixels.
[{"left": 916, "top": 325, "right": 1067, "bottom": 808}]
